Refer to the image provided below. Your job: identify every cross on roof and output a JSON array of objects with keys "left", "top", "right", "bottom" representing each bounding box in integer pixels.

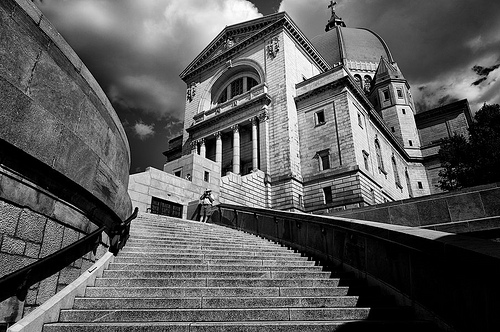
[{"left": 328, "top": 1, "right": 337, "bottom": 16}]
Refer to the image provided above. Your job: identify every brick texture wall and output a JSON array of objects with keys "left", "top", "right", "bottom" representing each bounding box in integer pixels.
[{"left": 220, "top": 170, "right": 269, "bottom": 207}]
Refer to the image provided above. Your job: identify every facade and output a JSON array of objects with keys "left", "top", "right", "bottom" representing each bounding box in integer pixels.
[{"left": 161, "top": 8, "right": 470, "bottom": 214}]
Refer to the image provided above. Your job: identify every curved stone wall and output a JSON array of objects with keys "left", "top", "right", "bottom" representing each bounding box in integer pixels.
[
  {"left": 0, "top": 0, "right": 132, "bottom": 220},
  {"left": 0, "top": 0, "right": 132, "bottom": 321}
]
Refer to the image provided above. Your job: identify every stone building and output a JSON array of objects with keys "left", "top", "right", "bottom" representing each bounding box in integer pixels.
[{"left": 157, "top": 7, "right": 471, "bottom": 214}]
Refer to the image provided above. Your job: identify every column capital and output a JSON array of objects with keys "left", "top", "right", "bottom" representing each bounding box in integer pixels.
[
  {"left": 199, "top": 137, "right": 205, "bottom": 145},
  {"left": 231, "top": 124, "right": 239, "bottom": 133},
  {"left": 214, "top": 131, "right": 222, "bottom": 139},
  {"left": 250, "top": 117, "right": 258, "bottom": 126}
]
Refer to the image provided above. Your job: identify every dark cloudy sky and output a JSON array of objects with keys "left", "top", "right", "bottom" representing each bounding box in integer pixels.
[{"left": 33, "top": 0, "right": 500, "bottom": 173}]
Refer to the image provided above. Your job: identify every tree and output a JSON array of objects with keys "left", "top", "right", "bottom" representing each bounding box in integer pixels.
[{"left": 438, "top": 103, "right": 500, "bottom": 191}]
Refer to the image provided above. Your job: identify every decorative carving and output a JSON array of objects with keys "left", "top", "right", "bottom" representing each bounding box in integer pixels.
[
  {"left": 251, "top": 117, "right": 258, "bottom": 126},
  {"left": 190, "top": 140, "right": 198, "bottom": 151},
  {"left": 223, "top": 37, "right": 235, "bottom": 50},
  {"left": 231, "top": 124, "right": 239, "bottom": 133},
  {"left": 266, "top": 37, "right": 280, "bottom": 59},
  {"left": 214, "top": 131, "right": 222, "bottom": 139},
  {"left": 186, "top": 82, "right": 198, "bottom": 102},
  {"left": 258, "top": 109, "right": 269, "bottom": 122}
]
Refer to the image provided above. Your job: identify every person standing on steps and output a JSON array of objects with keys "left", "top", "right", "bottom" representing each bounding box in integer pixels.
[{"left": 199, "top": 189, "right": 214, "bottom": 223}]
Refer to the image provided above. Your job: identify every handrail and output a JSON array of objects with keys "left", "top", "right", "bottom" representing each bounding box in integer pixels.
[{"left": 0, "top": 207, "right": 138, "bottom": 303}]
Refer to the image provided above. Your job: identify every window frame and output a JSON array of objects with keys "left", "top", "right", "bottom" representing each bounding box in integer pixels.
[
  {"left": 323, "top": 186, "right": 333, "bottom": 204},
  {"left": 315, "top": 110, "right": 326, "bottom": 126},
  {"left": 212, "top": 72, "right": 261, "bottom": 106},
  {"left": 316, "top": 149, "right": 331, "bottom": 171}
]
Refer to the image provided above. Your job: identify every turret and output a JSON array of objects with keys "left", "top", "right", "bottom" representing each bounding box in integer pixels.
[{"left": 369, "top": 57, "right": 421, "bottom": 156}]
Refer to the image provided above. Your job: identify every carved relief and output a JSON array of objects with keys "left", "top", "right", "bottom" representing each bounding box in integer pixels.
[
  {"left": 223, "top": 37, "right": 235, "bottom": 50},
  {"left": 266, "top": 37, "right": 280, "bottom": 59},
  {"left": 186, "top": 82, "right": 198, "bottom": 102},
  {"left": 258, "top": 110, "right": 269, "bottom": 122}
]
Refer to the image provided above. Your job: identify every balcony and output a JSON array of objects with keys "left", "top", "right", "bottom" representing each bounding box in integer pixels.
[{"left": 193, "top": 83, "right": 269, "bottom": 124}]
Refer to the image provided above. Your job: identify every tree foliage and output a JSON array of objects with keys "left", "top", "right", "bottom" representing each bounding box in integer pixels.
[{"left": 438, "top": 103, "right": 500, "bottom": 191}]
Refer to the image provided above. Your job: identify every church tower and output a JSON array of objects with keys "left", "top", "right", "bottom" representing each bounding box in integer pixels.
[{"left": 369, "top": 57, "right": 422, "bottom": 157}]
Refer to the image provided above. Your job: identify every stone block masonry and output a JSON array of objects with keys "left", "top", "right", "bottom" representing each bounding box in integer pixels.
[
  {"left": 0, "top": 198, "right": 108, "bottom": 321},
  {"left": 220, "top": 170, "right": 269, "bottom": 207}
]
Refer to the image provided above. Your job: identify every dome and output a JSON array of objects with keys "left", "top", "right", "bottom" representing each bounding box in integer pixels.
[{"left": 311, "top": 26, "right": 394, "bottom": 68}]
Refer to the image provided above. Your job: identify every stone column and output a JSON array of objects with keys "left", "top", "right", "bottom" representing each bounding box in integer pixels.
[
  {"left": 199, "top": 138, "right": 206, "bottom": 158},
  {"left": 190, "top": 140, "right": 198, "bottom": 154},
  {"left": 258, "top": 106, "right": 270, "bottom": 174},
  {"left": 232, "top": 125, "right": 240, "bottom": 174},
  {"left": 251, "top": 117, "right": 259, "bottom": 171},
  {"left": 215, "top": 132, "right": 222, "bottom": 166}
]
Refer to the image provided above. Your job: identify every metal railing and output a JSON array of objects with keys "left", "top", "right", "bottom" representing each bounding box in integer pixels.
[{"left": 0, "top": 207, "right": 137, "bottom": 303}]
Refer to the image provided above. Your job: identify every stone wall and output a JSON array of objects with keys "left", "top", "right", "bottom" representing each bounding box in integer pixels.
[
  {"left": 325, "top": 182, "right": 500, "bottom": 237},
  {"left": 220, "top": 170, "right": 269, "bottom": 208},
  {"left": 0, "top": 0, "right": 132, "bottom": 327},
  {"left": 129, "top": 162, "right": 220, "bottom": 219}
]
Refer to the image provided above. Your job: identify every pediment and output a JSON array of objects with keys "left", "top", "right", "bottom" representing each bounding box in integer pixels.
[
  {"left": 180, "top": 13, "right": 288, "bottom": 80},
  {"left": 180, "top": 12, "right": 331, "bottom": 81}
]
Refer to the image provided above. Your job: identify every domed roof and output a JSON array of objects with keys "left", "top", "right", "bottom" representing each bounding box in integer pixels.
[{"left": 311, "top": 25, "right": 394, "bottom": 68}]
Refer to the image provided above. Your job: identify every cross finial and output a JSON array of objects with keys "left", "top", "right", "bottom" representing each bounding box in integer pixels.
[{"left": 328, "top": 1, "right": 337, "bottom": 16}]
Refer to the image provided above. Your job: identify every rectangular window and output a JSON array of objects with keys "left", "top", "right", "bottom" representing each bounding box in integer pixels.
[
  {"left": 315, "top": 110, "right": 326, "bottom": 126},
  {"left": 317, "top": 149, "right": 331, "bottom": 171},
  {"left": 383, "top": 89, "right": 390, "bottom": 101},
  {"left": 418, "top": 181, "right": 423, "bottom": 189},
  {"left": 357, "top": 113, "right": 364, "bottom": 128},
  {"left": 391, "top": 127, "right": 395, "bottom": 133},
  {"left": 323, "top": 186, "right": 333, "bottom": 204},
  {"left": 397, "top": 88, "right": 403, "bottom": 99},
  {"left": 409, "top": 140, "right": 413, "bottom": 146},
  {"left": 402, "top": 108, "right": 406, "bottom": 115},
  {"left": 174, "top": 168, "right": 182, "bottom": 177},
  {"left": 204, "top": 171, "right": 210, "bottom": 182},
  {"left": 321, "top": 154, "right": 330, "bottom": 170}
]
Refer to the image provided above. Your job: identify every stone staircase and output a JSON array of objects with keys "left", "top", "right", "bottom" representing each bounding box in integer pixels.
[{"left": 42, "top": 213, "right": 438, "bottom": 331}]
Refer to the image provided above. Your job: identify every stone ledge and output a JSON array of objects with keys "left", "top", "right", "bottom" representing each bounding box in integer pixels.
[{"left": 7, "top": 252, "right": 114, "bottom": 332}]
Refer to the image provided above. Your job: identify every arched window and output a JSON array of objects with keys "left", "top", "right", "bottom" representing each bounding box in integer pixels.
[
  {"left": 354, "top": 74, "right": 362, "bottom": 89},
  {"left": 392, "top": 155, "right": 401, "bottom": 186},
  {"left": 213, "top": 72, "right": 260, "bottom": 106},
  {"left": 375, "top": 139, "right": 384, "bottom": 172},
  {"left": 363, "top": 75, "right": 372, "bottom": 93}
]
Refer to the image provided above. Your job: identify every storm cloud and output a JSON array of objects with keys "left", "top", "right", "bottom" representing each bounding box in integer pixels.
[{"left": 33, "top": 0, "right": 500, "bottom": 171}]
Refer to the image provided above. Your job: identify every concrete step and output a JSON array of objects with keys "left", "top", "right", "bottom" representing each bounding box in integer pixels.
[
  {"left": 123, "top": 240, "right": 289, "bottom": 251},
  {"left": 73, "top": 296, "right": 359, "bottom": 309},
  {"left": 43, "top": 320, "right": 440, "bottom": 332},
  {"left": 93, "top": 277, "right": 340, "bottom": 288},
  {"left": 84, "top": 286, "right": 351, "bottom": 298},
  {"left": 111, "top": 257, "right": 314, "bottom": 266},
  {"left": 124, "top": 239, "right": 281, "bottom": 248},
  {"left": 106, "top": 263, "right": 322, "bottom": 272},
  {"left": 100, "top": 270, "right": 330, "bottom": 279},
  {"left": 117, "top": 250, "right": 305, "bottom": 260},
  {"left": 120, "top": 246, "right": 299, "bottom": 257},
  {"left": 114, "top": 253, "right": 316, "bottom": 266},
  {"left": 58, "top": 307, "right": 372, "bottom": 322}
]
